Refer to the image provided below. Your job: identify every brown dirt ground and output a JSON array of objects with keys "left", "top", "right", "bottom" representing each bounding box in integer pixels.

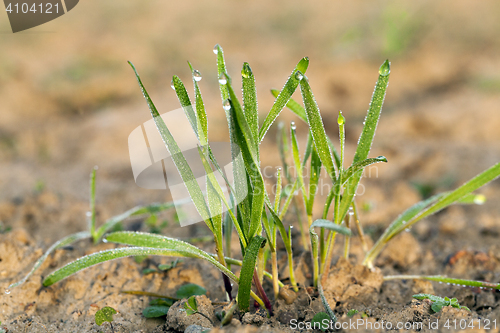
[{"left": 1, "top": 1, "right": 500, "bottom": 332}]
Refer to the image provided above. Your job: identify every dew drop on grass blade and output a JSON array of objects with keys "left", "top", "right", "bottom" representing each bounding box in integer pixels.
[{"left": 259, "top": 57, "right": 309, "bottom": 143}]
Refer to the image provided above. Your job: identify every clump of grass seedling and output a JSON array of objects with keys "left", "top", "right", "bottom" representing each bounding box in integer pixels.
[
  {"left": 184, "top": 296, "right": 214, "bottom": 325},
  {"left": 12, "top": 45, "right": 500, "bottom": 323},
  {"left": 95, "top": 306, "right": 117, "bottom": 331},
  {"left": 346, "top": 309, "right": 359, "bottom": 317},
  {"left": 311, "top": 312, "right": 330, "bottom": 332},
  {"left": 413, "top": 294, "right": 470, "bottom": 313}
]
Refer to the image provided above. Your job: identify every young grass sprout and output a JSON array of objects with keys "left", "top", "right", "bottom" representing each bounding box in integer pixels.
[{"left": 10, "top": 46, "right": 500, "bottom": 322}]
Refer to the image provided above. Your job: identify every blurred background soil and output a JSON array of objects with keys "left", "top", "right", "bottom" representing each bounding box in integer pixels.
[{"left": 1, "top": 1, "right": 500, "bottom": 331}]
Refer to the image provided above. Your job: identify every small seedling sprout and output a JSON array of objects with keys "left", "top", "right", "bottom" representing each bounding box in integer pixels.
[
  {"left": 95, "top": 306, "right": 117, "bottom": 331},
  {"left": 413, "top": 294, "right": 471, "bottom": 313},
  {"left": 184, "top": 296, "right": 213, "bottom": 325}
]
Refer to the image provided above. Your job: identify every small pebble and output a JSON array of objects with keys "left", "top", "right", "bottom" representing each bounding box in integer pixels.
[{"left": 279, "top": 286, "right": 297, "bottom": 305}]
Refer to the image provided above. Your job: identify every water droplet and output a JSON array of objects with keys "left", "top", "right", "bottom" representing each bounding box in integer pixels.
[
  {"left": 348, "top": 207, "right": 354, "bottom": 216},
  {"left": 277, "top": 167, "right": 282, "bottom": 171},
  {"left": 86, "top": 211, "right": 92, "bottom": 217},
  {"left": 290, "top": 226, "right": 293, "bottom": 229},
  {"left": 241, "top": 63, "right": 252, "bottom": 78},
  {"left": 170, "top": 79, "right": 175, "bottom": 90},
  {"left": 338, "top": 111, "right": 345, "bottom": 125},
  {"left": 295, "top": 71, "right": 304, "bottom": 81},
  {"left": 193, "top": 70, "right": 202, "bottom": 82},
  {"left": 93, "top": 165, "right": 99, "bottom": 170},
  {"left": 290, "top": 121, "right": 296, "bottom": 130},
  {"left": 218, "top": 73, "right": 228, "bottom": 85},
  {"left": 213, "top": 44, "right": 220, "bottom": 55},
  {"left": 405, "top": 228, "right": 410, "bottom": 232},
  {"left": 379, "top": 60, "right": 390, "bottom": 76},
  {"left": 474, "top": 194, "right": 486, "bottom": 205},
  {"left": 222, "top": 99, "right": 231, "bottom": 111},
  {"left": 5, "top": 289, "right": 10, "bottom": 295},
  {"left": 102, "top": 238, "right": 108, "bottom": 243}
]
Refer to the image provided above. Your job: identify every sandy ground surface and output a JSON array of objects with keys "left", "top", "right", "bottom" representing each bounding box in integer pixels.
[{"left": 0, "top": 1, "right": 500, "bottom": 332}]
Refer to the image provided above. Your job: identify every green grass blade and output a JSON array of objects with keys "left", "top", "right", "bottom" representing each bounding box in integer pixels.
[
  {"left": 224, "top": 211, "right": 233, "bottom": 262},
  {"left": 43, "top": 245, "right": 237, "bottom": 287},
  {"left": 213, "top": 45, "right": 250, "bottom": 232},
  {"left": 238, "top": 235, "right": 266, "bottom": 312},
  {"left": 307, "top": 146, "right": 322, "bottom": 216},
  {"left": 310, "top": 219, "right": 352, "bottom": 236},
  {"left": 189, "top": 146, "right": 245, "bottom": 248},
  {"left": 339, "top": 60, "right": 390, "bottom": 222},
  {"left": 278, "top": 178, "right": 298, "bottom": 220},
  {"left": 205, "top": 163, "right": 223, "bottom": 247},
  {"left": 9, "top": 231, "right": 91, "bottom": 290},
  {"left": 225, "top": 78, "right": 265, "bottom": 240},
  {"left": 266, "top": 203, "right": 291, "bottom": 250},
  {"left": 384, "top": 193, "right": 445, "bottom": 240},
  {"left": 341, "top": 156, "right": 388, "bottom": 186},
  {"left": 274, "top": 167, "right": 283, "bottom": 212},
  {"left": 225, "top": 74, "right": 258, "bottom": 157},
  {"left": 362, "top": 193, "right": 444, "bottom": 267},
  {"left": 421, "top": 276, "right": 499, "bottom": 290},
  {"left": 338, "top": 111, "right": 345, "bottom": 172},
  {"left": 353, "top": 60, "right": 390, "bottom": 164},
  {"left": 107, "top": 231, "right": 238, "bottom": 280},
  {"left": 259, "top": 57, "right": 309, "bottom": 142},
  {"left": 290, "top": 122, "right": 307, "bottom": 202},
  {"left": 272, "top": 92, "right": 339, "bottom": 172},
  {"left": 222, "top": 255, "right": 285, "bottom": 288},
  {"left": 384, "top": 275, "right": 500, "bottom": 290},
  {"left": 261, "top": 209, "right": 275, "bottom": 251},
  {"left": 128, "top": 62, "right": 213, "bottom": 231},
  {"left": 270, "top": 89, "right": 307, "bottom": 123},
  {"left": 214, "top": 44, "right": 229, "bottom": 102},
  {"left": 365, "top": 162, "right": 500, "bottom": 267},
  {"left": 318, "top": 275, "right": 336, "bottom": 322},
  {"left": 197, "top": 146, "right": 236, "bottom": 247},
  {"left": 456, "top": 193, "right": 486, "bottom": 205},
  {"left": 381, "top": 163, "right": 500, "bottom": 243},
  {"left": 404, "top": 162, "right": 500, "bottom": 227},
  {"left": 326, "top": 137, "right": 342, "bottom": 171},
  {"left": 171, "top": 75, "right": 198, "bottom": 139},
  {"left": 310, "top": 223, "right": 319, "bottom": 287},
  {"left": 105, "top": 231, "right": 209, "bottom": 258},
  {"left": 242, "top": 62, "right": 259, "bottom": 144},
  {"left": 94, "top": 202, "right": 176, "bottom": 241},
  {"left": 302, "top": 131, "right": 314, "bottom": 168},
  {"left": 188, "top": 62, "right": 208, "bottom": 146},
  {"left": 277, "top": 122, "right": 291, "bottom": 181},
  {"left": 299, "top": 75, "right": 336, "bottom": 180}
]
